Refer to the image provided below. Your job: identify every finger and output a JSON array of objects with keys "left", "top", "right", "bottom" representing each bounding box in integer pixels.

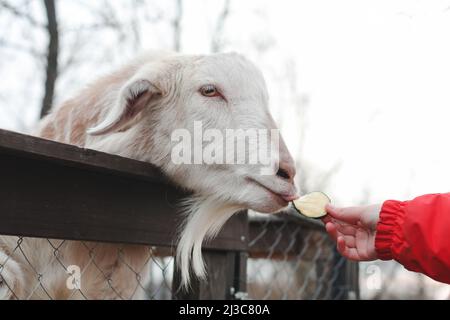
[
  {"left": 337, "top": 236, "right": 345, "bottom": 252},
  {"left": 337, "top": 237, "right": 353, "bottom": 258},
  {"left": 321, "top": 215, "right": 332, "bottom": 224},
  {"left": 325, "top": 222, "right": 338, "bottom": 241},
  {"left": 326, "top": 204, "right": 363, "bottom": 224},
  {"left": 337, "top": 237, "right": 363, "bottom": 261},
  {"left": 342, "top": 247, "right": 365, "bottom": 261},
  {"left": 334, "top": 223, "right": 357, "bottom": 236},
  {"left": 359, "top": 231, "right": 377, "bottom": 260},
  {"left": 341, "top": 234, "right": 356, "bottom": 248},
  {"left": 359, "top": 230, "right": 370, "bottom": 260}
]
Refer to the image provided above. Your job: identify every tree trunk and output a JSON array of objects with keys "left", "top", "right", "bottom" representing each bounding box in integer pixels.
[{"left": 40, "top": 0, "right": 58, "bottom": 119}]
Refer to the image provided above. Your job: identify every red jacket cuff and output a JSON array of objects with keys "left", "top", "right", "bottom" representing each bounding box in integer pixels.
[{"left": 375, "top": 200, "right": 407, "bottom": 260}]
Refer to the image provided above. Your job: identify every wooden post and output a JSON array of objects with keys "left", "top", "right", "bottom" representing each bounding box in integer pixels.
[{"left": 330, "top": 247, "right": 359, "bottom": 299}]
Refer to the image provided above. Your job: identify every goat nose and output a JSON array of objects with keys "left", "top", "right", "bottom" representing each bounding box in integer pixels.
[
  {"left": 275, "top": 135, "right": 296, "bottom": 182},
  {"left": 276, "top": 162, "right": 296, "bottom": 182}
]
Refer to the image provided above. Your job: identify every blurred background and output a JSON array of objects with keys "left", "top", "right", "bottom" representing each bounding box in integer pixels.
[{"left": 0, "top": 0, "right": 449, "bottom": 299}]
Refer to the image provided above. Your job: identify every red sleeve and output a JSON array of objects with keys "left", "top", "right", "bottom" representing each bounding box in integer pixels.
[{"left": 375, "top": 193, "right": 450, "bottom": 284}]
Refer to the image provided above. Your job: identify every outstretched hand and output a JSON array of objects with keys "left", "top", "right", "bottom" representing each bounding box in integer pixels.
[{"left": 322, "top": 204, "right": 382, "bottom": 261}]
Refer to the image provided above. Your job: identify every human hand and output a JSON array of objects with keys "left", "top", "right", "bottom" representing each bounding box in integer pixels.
[{"left": 322, "top": 204, "right": 382, "bottom": 261}]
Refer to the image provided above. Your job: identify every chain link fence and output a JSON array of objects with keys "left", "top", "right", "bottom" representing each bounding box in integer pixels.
[
  {"left": 0, "top": 212, "right": 358, "bottom": 300},
  {"left": 0, "top": 236, "right": 175, "bottom": 299},
  {"left": 246, "top": 213, "right": 358, "bottom": 300}
]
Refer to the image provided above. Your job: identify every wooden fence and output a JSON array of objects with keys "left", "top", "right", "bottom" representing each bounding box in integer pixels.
[{"left": 0, "top": 129, "right": 358, "bottom": 300}]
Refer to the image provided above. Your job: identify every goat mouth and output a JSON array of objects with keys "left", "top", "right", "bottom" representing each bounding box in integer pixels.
[{"left": 246, "top": 177, "right": 297, "bottom": 206}]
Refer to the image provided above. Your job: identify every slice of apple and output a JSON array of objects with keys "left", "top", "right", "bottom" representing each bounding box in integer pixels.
[{"left": 292, "top": 191, "right": 331, "bottom": 219}]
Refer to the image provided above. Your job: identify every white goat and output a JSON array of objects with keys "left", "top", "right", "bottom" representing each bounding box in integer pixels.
[{"left": 0, "top": 51, "right": 297, "bottom": 299}]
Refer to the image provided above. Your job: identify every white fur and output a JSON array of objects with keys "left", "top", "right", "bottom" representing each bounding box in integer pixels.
[
  {"left": 176, "top": 196, "right": 242, "bottom": 288},
  {"left": 0, "top": 51, "right": 297, "bottom": 299}
]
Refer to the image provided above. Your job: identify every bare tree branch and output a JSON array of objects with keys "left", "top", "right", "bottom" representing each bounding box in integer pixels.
[
  {"left": 0, "top": 38, "right": 44, "bottom": 60},
  {"left": 40, "top": 0, "right": 59, "bottom": 119},
  {"left": 0, "top": 0, "right": 45, "bottom": 28},
  {"left": 173, "top": 0, "right": 183, "bottom": 51},
  {"left": 211, "top": 0, "right": 231, "bottom": 53}
]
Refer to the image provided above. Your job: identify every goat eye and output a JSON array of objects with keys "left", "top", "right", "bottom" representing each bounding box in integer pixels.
[{"left": 200, "top": 85, "right": 220, "bottom": 97}]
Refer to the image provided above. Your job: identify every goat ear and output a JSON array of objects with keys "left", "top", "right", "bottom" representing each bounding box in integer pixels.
[{"left": 87, "top": 79, "right": 161, "bottom": 136}]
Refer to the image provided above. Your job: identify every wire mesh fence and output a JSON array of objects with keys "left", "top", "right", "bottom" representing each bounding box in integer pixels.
[
  {"left": 0, "top": 236, "right": 175, "bottom": 300},
  {"left": 246, "top": 213, "right": 358, "bottom": 300},
  {"left": 0, "top": 213, "right": 358, "bottom": 300}
]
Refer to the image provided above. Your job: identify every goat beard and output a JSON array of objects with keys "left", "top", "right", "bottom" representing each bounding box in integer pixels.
[{"left": 176, "top": 195, "right": 243, "bottom": 290}]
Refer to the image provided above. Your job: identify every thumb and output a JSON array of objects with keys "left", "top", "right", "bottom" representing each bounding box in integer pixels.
[{"left": 326, "top": 204, "right": 363, "bottom": 224}]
